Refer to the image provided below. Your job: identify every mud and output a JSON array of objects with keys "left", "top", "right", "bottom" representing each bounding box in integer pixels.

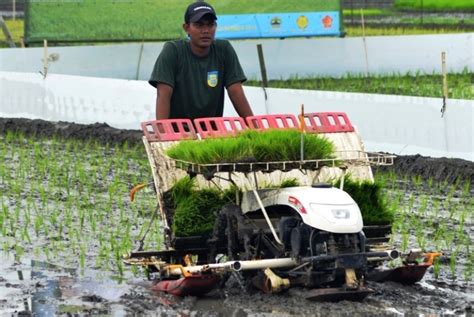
[
  {"left": 0, "top": 118, "right": 142, "bottom": 147},
  {"left": 374, "top": 154, "right": 474, "bottom": 187},
  {"left": 0, "top": 117, "right": 473, "bottom": 316}
]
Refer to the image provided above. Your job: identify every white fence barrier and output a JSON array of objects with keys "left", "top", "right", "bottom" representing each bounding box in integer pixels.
[
  {"left": 0, "top": 33, "right": 472, "bottom": 80},
  {"left": 1, "top": 71, "right": 472, "bottom": 161}
]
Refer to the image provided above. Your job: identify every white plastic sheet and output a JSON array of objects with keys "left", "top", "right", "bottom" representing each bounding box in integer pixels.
[
  {"left": 0, "top": 71, "right": 472, "bottom": 161},
  {"left": 0, "top": 34, "right": 472, "bottom": 80}
]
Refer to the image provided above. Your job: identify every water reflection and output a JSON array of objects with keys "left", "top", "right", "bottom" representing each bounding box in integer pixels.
[{"left": 0, "top": 254, "right": 128, "bottom": 316}]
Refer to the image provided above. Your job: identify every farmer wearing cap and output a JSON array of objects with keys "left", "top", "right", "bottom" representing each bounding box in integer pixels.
[{"left": 149, "top": 1, "right": 254, "bottom": 120}]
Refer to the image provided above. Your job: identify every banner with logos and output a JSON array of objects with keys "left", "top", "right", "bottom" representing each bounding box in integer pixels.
[{"left": 217, "top": 12, "right": 341, "bottom": 39}]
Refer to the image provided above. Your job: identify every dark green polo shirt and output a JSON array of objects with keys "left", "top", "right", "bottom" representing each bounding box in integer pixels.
[{"left": 149, "top": 39, "right": 246, "bottom": 119}]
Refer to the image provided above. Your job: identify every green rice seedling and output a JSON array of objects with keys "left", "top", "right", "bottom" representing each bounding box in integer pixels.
[
  {"left": 445, "top": 193, "right": 456, "bottom": 220},
  {"left": 333, "top": 176, "right": 395, "bottom": 225},
  {"left": 444, "top": 230, "right": 455, "bottom": 250},
  {"left": 247, "top": 70, "right": 474, "bottom": 99},
  {"left": 395, "top": 0, "right": 474, "bottom": 11},
  {"left": 432, "top": 198, "right": 441, "bottom": 218},
  {"left": 458, "top": 208, "right": 467, "bottom": 236},
  {"left": 21, "top": 226, "right": 31, "bottom": 244},
  {"left": 14, "top": 244, "right": 24, "bottom": 262},
  {"left": 2, "top": 241, "right": 9, "bottom": 253},
  {"left": 415, "top": 226, "right": 426, "bottom": 250},
  {"left": 418, "top": 194, "right": 428, "bottom": 216},
  {"left": 79, "top": 244, "right": 86, "bottom": 273},
  {"left": 388, "top": 196, "right": 401, "bottom": 216},
  {"left": 412, "top": 175, "right": 422, "bottom": 190},
  {"left": 0, "top": 207, "right": 4, "bottom": 235},
  {"left": 168, "top": 176, "right": 239, "bottom": 237},
  {"left": 388, "top": 171, "right": 398, "bottom": 190},
  {"left": 433, "top": 222, "right": 445, "bottom": 246},
  {"left": 172, "top": 187, "right": 224, "bottom": 237},
  {"left": 449, "top": 248, "right": 459, "bottom": 280},
  {"left": 450, "top": 177, "right": 461, "bottom": 194},
  {"left": 401, "top": 228, "right": 409, "bottom": 253},
  {"left": 461, "top": 181, "right": 471, "bottom": 200},
  {"left": 407, "top": 193, "right": 415, "bottom": 212},
  {"left": 167, "top": 129, "right": 335, "bottom": 164},
  {"left": 279, "top": 178, "right": 300, "bottom": 188}
]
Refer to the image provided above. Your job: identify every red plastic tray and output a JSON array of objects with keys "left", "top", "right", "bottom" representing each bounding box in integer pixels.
[{"left": 141, "top": 119, "right": 197, "bottom": 142}]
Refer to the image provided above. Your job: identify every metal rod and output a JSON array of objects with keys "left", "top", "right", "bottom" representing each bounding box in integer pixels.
[
  {"left": 135, "top": 41, "right": 144, "bottom": 80},
  {"left": 302, "top": 250, "right": 399, "bottom": 263},
  {"left": 231, "top": 258, "right": 297, "bottom": 271},
  {"left": 360, "top": 8, "right": 369, "bottom": 76},
  {"left": 339, "top": 167, "right": 346, "bottom": 191},
  {"left": 257, "top": 44, "right": 268, "bottom": 88},
  {"left": 441, "top": 51, "right": 448, "bottom": 117},
  {"left": 257, "top": 43, "right": 269, "bottom": 113},
  {"left": 43, "top": 39, "right": 48, "bottom": 78},
  {"left": 160, "top": 250, "right": 399, "bottom": 276},
  {"left": 251, "top": 187, "right": 283, "bottom": 245}
]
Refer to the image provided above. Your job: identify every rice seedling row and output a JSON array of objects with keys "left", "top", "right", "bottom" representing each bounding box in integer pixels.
[
  {"left": 246, "top": 69, "right": 473, "bottom": 100},
  {"left": 0, "top": 131, "right": 157, "bottom": 279},
  {"left": 1, "top": 130, "right": 471, "bottom": 287},
  {"left": 375, "top": 171, "right": 473, "bottom": 283}
]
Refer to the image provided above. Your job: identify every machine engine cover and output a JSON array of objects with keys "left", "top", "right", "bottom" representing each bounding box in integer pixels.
[{"left": 241, "top": 187, "right": 363, "bottom": 234}]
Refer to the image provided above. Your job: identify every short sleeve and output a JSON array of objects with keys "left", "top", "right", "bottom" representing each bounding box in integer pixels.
[
  {"left": 222, "top": 41, "right": 247, "bottom": 88},
  {"left": 148, "top": 42, "right": 178, "bottom": 88}
]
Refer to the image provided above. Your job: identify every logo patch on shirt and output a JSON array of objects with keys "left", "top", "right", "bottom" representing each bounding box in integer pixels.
[{"left": 207, "top": 71, "right": 218, "bottom": 88}]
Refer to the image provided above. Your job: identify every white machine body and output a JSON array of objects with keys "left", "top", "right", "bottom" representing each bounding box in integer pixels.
[{"left": 242, "top": 186, "right": 364, "bottom": 234}]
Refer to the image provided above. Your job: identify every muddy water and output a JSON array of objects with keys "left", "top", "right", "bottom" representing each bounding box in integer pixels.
[
  {"left": 1, "top": 251, "right": 471, "bottom": 316},
  {"left": 0, "top": 118, "right": 473, "bottom": 316}
]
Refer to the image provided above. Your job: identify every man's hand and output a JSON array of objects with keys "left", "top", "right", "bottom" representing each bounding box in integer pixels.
[
  {"left": 156, "top": 83, "right": 173, "bottom": 119},
  {"left": 227, "top": 82, "right": 254, "bottom": 118}
]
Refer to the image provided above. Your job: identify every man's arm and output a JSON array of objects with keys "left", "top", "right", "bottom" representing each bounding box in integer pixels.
[
  {"left": 156, "top": 83, "right": 174, "bottom": 119},
  {"left": 227, "top": 82, "right": 254, "bottom": 118}
]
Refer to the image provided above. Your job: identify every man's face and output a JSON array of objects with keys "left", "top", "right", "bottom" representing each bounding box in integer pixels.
[{"left": 184, "top": 16, "right": 217, "bottom": 49}]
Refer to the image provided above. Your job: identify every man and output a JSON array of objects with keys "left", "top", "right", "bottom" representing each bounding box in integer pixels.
[{"left": 149, "top": 1, "right": 254, "bottom": 120}]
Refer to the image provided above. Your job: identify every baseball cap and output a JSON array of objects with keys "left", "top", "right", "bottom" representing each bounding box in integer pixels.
[{"left": 184, "top": 1, "right": 217, "bottom": 23}]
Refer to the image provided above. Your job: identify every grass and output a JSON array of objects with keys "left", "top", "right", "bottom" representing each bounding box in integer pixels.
[
  {"left": 345, "top": 25, "right": 472, "bottom": 36},
  {"left": 343, "top": 9, "right": 387, "bottom": 16},
  {"left": 24, "top": 0, "right": 339, "bottom": 43},
  {"left": 166, "top": 129, "right": 335, "bottom": 164},
  {"left": 0, "top": 19, "right": 23, "bottom": 46},
  {"left": 2, "top": 15, "right": 472, "bottom": 47},
  {"left": 246, "top": 69, "right": 474, "bottom": 100},
  {"left": 395, "top": 0, "right": 474, "bottom": 11}
]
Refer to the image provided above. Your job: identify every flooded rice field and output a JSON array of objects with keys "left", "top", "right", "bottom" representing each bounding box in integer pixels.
[{"left": 0, "top": 118, "right": 472, "bottom": 316}]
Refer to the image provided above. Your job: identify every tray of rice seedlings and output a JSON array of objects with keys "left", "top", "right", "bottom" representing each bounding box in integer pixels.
[
  {"left": 166, "top": 129, "right": 338, "bottom": 175},
  {"left": 333, "top": 175, "right": 395, "bottom": 245},
  {"left": 165, "top": 176, "right": 300, "bottom": 238},
  {"left": 335, "top": 177, "right": 395, "bottom": 226}
]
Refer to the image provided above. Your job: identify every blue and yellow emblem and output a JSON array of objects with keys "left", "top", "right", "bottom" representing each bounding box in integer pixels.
[{"left": 207, "top": 71, "right": 218, "bottom": 88}]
